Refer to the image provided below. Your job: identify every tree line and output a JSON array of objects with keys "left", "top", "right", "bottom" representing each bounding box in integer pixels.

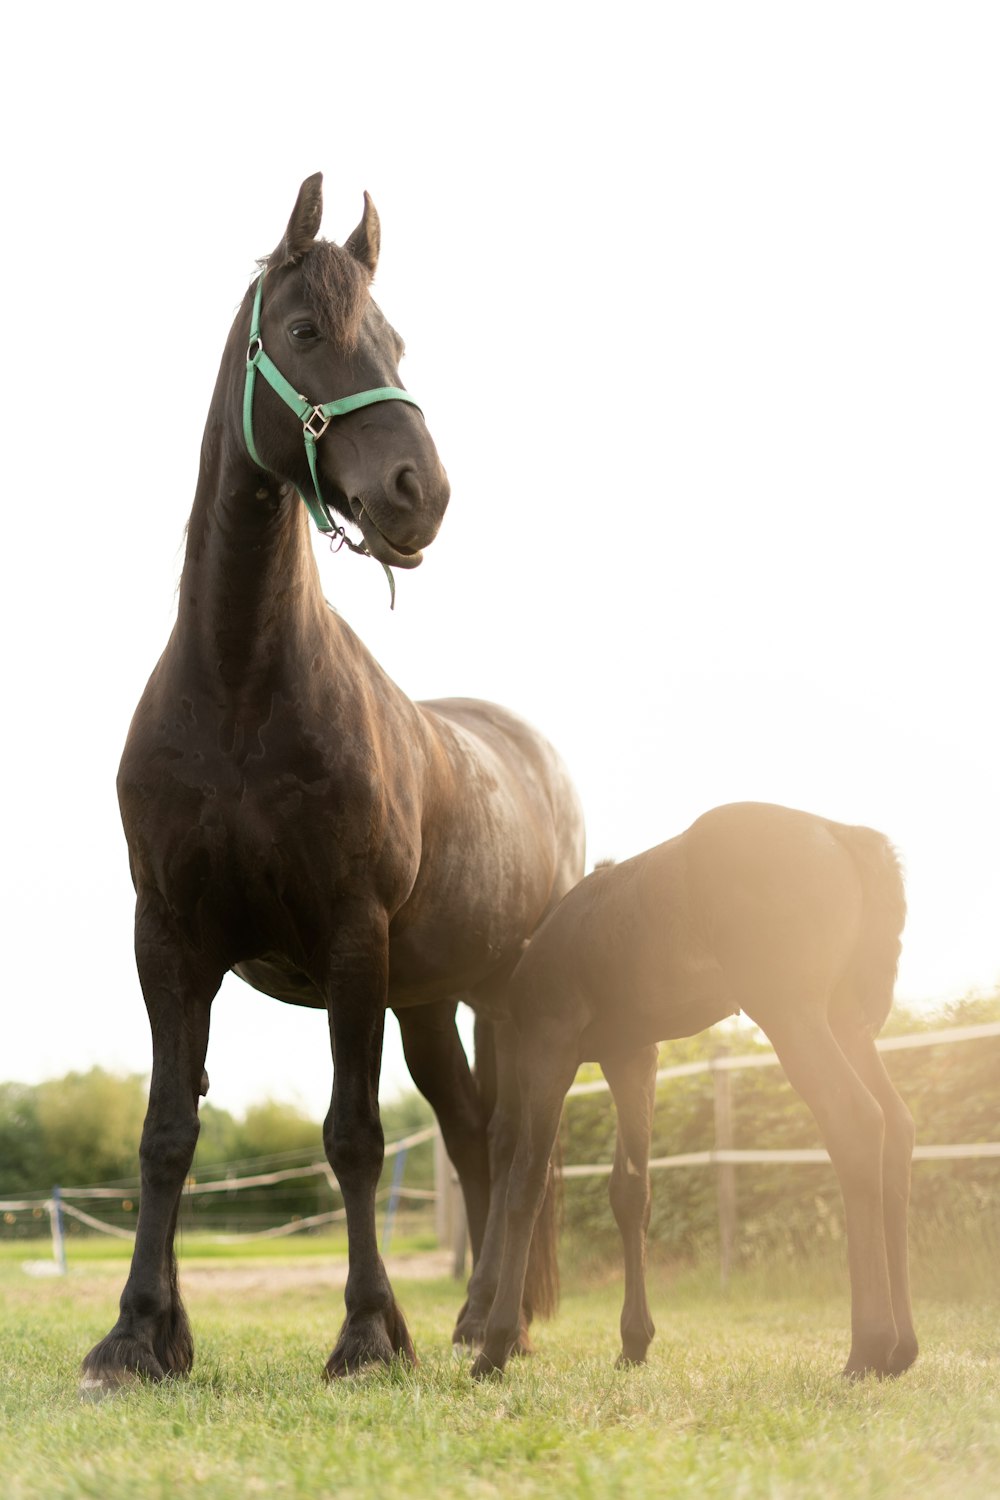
[{"left": 2, "top": 994, "right": 996, "bottom": 1256}]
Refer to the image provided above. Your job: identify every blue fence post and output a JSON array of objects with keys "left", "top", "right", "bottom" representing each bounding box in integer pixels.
[
  {"left": 381, "top": 1148, "right": 408, "bottom": 1255},
  {"left": 50, "top": 1186, "right": 68, "bottom": 1275}
]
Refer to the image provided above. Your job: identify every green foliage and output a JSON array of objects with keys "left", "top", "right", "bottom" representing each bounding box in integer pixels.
[
  {"left": 560, "top": 993, "right": 1000, "bottom": 1268},
  {"left": 34, "top": 1069, "right": 147, "bottom": 1188},
  {"left": 0, "top": 1084, "right": 45, "bottom": 1194}
]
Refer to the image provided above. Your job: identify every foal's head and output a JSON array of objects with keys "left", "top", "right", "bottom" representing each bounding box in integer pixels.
[{"left": 240, "top": 174, "right": 450, "bottom": 569}]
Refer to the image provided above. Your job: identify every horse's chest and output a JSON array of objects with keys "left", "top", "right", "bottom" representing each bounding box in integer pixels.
[{"left": 120, "top": 710, "right": 409, "bottom": 943}]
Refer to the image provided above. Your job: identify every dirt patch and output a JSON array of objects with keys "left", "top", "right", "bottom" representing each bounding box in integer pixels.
[{"left": 180, "top": 1250, "right": 457, "bottom": 1296}]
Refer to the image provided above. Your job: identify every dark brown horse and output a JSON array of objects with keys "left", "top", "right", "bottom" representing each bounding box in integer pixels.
[
  {"left": 80, "top": 176, "right": 584, "bottom": 1390},
  {"left": 470, "top": 802, "right": 917, "bottom": 1381}
]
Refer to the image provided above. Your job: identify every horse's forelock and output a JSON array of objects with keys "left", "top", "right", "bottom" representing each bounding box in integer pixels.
[
  {"left": 256, "top": 239, "right": 370, "bottom": 353},
  {"left": 300, "top": 239, "right": 370, "bottom": 353}
]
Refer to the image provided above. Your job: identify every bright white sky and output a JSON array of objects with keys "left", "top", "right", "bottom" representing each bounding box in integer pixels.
[{"left": 2, "top": 3, "right": 997, "bottom": 1119}]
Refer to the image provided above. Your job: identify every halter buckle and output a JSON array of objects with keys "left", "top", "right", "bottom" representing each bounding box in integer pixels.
[{"left": 303, "top": 406, "right": 331, "bottom": 439}]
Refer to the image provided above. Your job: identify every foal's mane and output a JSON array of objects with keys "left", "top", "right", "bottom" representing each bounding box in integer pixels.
[{"left": 258, "top": 238, "right": 370, "bottom": 352}]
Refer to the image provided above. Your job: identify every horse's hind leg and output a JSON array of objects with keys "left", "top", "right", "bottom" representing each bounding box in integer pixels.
[
  {"left": 830, "top": 1013, "right": 918, "bottom": 1374},
  {"left": 762, "top": 1009, "right": 898, "bottom": 1378},
  {"left": 394, "top": 1002, "right": 491, "bottom": 1346},
  {"left": 602, "top": 1044, "right": 659, "bottom": 1367},
  {"left": 81, "top": 897, "right": 220, "bottom": 1391}
]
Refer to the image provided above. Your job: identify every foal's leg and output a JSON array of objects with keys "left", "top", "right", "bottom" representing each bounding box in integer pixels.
[
  {"left": 471, "top": 1019, "right": 578, "bottom": 1379},
  {"left": 456, "top": 1017, "right": 532, "bottom": 1351},
  {"left": 603, "top": 1045, "right": 659, "bottom": 1367},
  {"left": 81, "top": 897, "right": 221, "bottom": 1389},
  {"left": 761, "top": 1010, "right": 897, "bottom": 1377},
  {"left": 324, "top": 942, "right": 415, "bottom": 1377},
  {"left": 830, "top": 1014, "right": 918, "bottom": 1374}
]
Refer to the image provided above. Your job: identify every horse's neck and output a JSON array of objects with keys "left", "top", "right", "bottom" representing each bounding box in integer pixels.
[{"left": 174, "top": 425, "right": 330, "bottom": 689}]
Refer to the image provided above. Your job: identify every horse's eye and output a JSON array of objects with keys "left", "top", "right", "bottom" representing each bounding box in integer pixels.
[{"left": 290, "top": 321, "right": 319, "bottom": 342}]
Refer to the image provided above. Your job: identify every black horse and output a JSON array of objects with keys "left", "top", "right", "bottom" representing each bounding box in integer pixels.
[
  {"left": 470, "top": 802, "right": 918, "bottom": 1381},
  {"left": 81, "top": 175, "right": 584, "bottom": 1390}
]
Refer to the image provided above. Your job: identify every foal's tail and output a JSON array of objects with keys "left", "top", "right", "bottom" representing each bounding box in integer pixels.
[
  {"left": 830, "top": 822, "right": 907, "bottom": 1035},
  {"left": 523, "top": 1133, "right": 561, "bottom": 1323},
  {"left": 473, "top": 1015, "right": 561, "bottom": 1322}
]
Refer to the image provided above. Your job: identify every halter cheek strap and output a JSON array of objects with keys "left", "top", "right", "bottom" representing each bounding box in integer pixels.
[{"left": 242, "top": 271, "right": 422, "bottom": 542}]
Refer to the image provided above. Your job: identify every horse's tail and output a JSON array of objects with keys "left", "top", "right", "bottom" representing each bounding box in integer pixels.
[
  {"left": 473, "top": 1014, "right": 561, "bottom": 1322},
  {"left": 829, "top": 821, "right": 907, "bottom": 1035}
]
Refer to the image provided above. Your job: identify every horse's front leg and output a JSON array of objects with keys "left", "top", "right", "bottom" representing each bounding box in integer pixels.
[
  {"left": 324, "top": 927, "right": 416, "bottom": 1378},
  {"left": 81, "top": 895, "right": 221, "bottom": 1392}
]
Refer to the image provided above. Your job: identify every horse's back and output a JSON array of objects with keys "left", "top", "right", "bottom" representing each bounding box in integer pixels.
[
  {"left": 384, "top": 697, "right": 585, "bottom": 1007},
  {"left": 417, "top": 696, "right": 585, "bottom": 892}
]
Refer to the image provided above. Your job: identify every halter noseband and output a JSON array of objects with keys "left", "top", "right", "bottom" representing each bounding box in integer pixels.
[{"left": 241, "top": 270, "right": 422, "bottom": 544}]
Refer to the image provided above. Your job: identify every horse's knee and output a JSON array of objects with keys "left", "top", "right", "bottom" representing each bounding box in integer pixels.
[
  {"left": 324, "top": 1114, "right": 383, "bottom": 1184},
  {"left": 139, "top": 1111, "right": 200, "bottom": 1185}
]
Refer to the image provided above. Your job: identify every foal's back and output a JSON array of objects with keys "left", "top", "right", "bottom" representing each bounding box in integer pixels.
[{"left": 511, "top": 802, "right": 902, "bottom": 1060}]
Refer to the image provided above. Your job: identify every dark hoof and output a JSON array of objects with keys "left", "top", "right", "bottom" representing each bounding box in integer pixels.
[
  {"left": 453, "top": 1308, "right": 532, "bottom": 1357},
  {"left": 615, "top": 1351, "right": 648, "bottom": 1369},
  {"left": 470, "top": 1351, "right": 504, "bottom": 1381},
  {"left": 324, "top": 1306, "right": 417, "bottom": 1380},
  {"left": 80, "top": 1333, "right": 167, "bottom": 1397},
  {"left": 888, "top": 1335, "right": 919, "bottom": 1377},
  {"left": 842, "top": 1324, "right": 901, "bottom": 1380},
  {"left": 451, "top": 1311, "right": 486, "bottom": 1350}
]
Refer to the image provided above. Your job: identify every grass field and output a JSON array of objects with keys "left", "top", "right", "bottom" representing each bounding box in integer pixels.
[{"left": 1, "top": 1236, "right": 997, "bottom": 1500}]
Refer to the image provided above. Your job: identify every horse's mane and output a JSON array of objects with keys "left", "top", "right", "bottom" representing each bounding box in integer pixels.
[{"left": 258, "top": 238, "right": 370, "bottom": 352}]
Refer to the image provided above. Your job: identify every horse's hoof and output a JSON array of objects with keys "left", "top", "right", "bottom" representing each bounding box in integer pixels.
[
  {"left": 80, "top": 1332, "right": 166, "bottom": 1393},
  {"left": 79, "top": 1372, "right": 136, "bottom": 1402},
  {"left": 323, "top": 1314, "right": 417, "bottom": 1380},
  {"left": 887, "top": 1335, "right": 919, "bottom": 1376},
  {"left": 614, "top": 1351, "right": 648, "bottom": 1369},
  {"left": 470, "top": 1351, "right": 504, "bottom": 1382}
]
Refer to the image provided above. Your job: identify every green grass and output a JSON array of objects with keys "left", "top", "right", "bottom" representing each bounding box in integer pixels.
[
  {"left": 0, "top": 1222, "right": 439, "bottom": 1266},
  {"left": 1, "top": 1246, "right": 997, "bottom": 1500}
]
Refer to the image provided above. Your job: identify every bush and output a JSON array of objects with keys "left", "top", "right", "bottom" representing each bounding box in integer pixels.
[{"left": 558, "top": 993, "right": 1000, "bottom": 1268}]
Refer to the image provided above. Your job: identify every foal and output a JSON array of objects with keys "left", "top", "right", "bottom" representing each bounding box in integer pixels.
[{"left": 472, "top": 802, "right": 917, "bottom": 1380}]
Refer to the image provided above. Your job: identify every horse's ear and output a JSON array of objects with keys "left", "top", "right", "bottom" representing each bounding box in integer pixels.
[
  {"left": 344, "top": 191, "right": 380, "bottom": 277},
  {"left": 272, "top": 173, "right": 324, "bottom": 265}
]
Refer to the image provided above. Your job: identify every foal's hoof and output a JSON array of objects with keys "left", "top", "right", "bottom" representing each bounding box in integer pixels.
[
  {"left": 470, "top": 1351, "right": 504, "bottom": 1382},
  {"left": 614, "top": 1351, "right": 648, "bottom": 1370},
  {"left": 887, "top": 1335, "right": 919, "bottom": 1377}
]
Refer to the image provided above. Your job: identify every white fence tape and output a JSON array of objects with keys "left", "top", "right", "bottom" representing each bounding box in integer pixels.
[
  {"left": 2, "top": 1026, "right": 996, "bottom": 1237},
  {"left": 567, "top": 1018, "right": 1000, "bottom": 1097}
]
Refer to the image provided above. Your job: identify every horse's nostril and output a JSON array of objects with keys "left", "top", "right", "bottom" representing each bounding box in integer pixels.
[{"left": 388, "top": 463, "right": 423, "bottom": 509}]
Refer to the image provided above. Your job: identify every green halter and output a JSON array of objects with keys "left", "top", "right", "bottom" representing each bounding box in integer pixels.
[{"left": 242, "top": 272, "right": 422, "bottom": 602}]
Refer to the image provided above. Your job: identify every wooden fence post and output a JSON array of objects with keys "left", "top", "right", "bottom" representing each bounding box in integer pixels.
[
  {"left": 434, "top": 1129, "right": 467, "bottom": 1279},
  {"left": 712, "top": 1049, "right": 737, "bottom": 1285}
]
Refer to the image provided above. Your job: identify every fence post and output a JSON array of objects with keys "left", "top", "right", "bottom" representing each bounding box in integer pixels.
[
  {"left": 49, "top": 1186, "right": 68, "bottom": 1275},
  {"left": 381, "top": 1146, "right": 408, "bottom": 1255},
  {"left": 433, "top": 1128, "right": 467, "bottom": 1279},
  {"left": 712, "top": 1050, "right": 737, "bottom": 1285}
]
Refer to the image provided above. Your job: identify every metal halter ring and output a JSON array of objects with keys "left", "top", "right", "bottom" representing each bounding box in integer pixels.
[{"left": 303, "top": 406, "right": 331, "bottom": 439}]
